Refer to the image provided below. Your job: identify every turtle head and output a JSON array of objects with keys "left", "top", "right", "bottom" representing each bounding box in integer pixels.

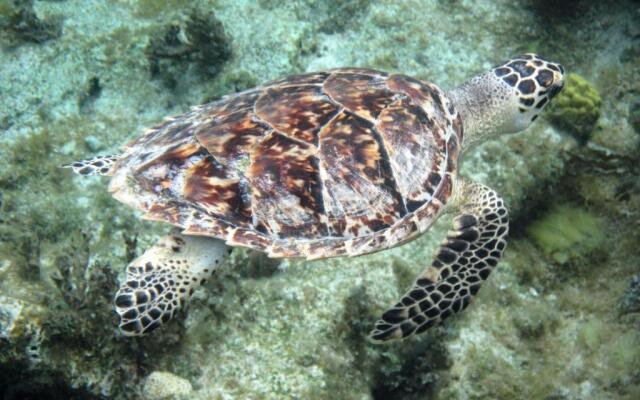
[
  {"left": 492, "top": 53, "right": 565, "bottom": 132},
  {"left": 449, "top": 53, "right": 565, "bottom": 150}
]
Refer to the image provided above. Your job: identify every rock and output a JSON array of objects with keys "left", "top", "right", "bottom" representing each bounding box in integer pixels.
[
  {"left": 143, "top": 371, "right": 192, "bottom": 400},
  {"left": 630, "top": 101, "right": 640, "bottom": 135},
  {"left": 146, "top": 9, "right": 232, "bottom": 88},
  {"left": 0, "top": 0, "right": 63, "bottom": 46},
  {"left": 618, "top": 274, "right": 640, "bottom": 316},
  {"left": 0, "top": 295, "right": 24, "bottom": 341}
]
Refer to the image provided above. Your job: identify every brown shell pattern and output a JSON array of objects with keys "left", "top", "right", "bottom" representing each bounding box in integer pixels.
[{"left": 109, "top": 68, "right": 462, "bottom": 259}]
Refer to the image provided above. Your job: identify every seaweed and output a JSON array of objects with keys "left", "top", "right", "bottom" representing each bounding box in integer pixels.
[
  {"left": 50, "top": 233, "right": 115, "bottom": 314},
  {"left": 200, "top": 69, "right": 258, "bottom": 104},
  {"left": 41, "top": 233, "right": 146, "bottom": 400},
  {"left": 0, "top": 129, "right": 79, "bottom": 280},
  {"left": 371, "top": 334, "right": 451, "bottom": 400},
  {"left": 129, "top": 0, "right": 190, "bottom": 19},
  {"left": 318, "top": 0, "right": 371, "bottom": 34},
  {"left": 146, "top": 9, "right": 232, "bottom": 89},
  {"left": 0, "top": 0, "right": 62, "bottom": 46},
  {"left": 630, "top": 100, "right": 640, "bottom": 136}
]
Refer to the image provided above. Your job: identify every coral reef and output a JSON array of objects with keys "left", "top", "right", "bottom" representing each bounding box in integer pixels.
[
  {"left": 630, "top": 100, "right": 640, "bottom": 135},
  {"left": 619, "top": 274, "right": 640, "bottom": 316},
  {"left": 0, "top": 0, "right": 639, "bottom": 399},
  {"left": 142, "top": 371, "right": 193, "bottom": 400},
  {"left": 315, "top": 0, "right": 371, "bottom": 34},
  {"left": 548, "top": 73, "right": 603, "bottom": 142},
  {"left": 146, "top": 9, "right": 232, "bottom": 89},
  {"left": 526, "top": 205, "right": 604, "bottom": 265},
  {"left": 0, "top": 0, "right": 62, "bottom": 46}
]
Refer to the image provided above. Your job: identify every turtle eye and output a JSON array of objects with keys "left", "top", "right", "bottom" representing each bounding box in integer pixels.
[{"left": 535, "top": 70, "right": 554, "bottom": 88}]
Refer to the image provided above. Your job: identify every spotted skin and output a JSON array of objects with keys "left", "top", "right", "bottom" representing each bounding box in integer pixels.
[
  {"left": 115, "top": 233, "right": 230, "bottom": 336},
  {"left": 108, "top": 68, "right": 461, "bottom": 259},
  {"left": 493, "top": 53, "right": 565, "bottom": 115},
  {"left": 370, "top": 180, "right": 509, "bottom": 342},
  {"left": 62, "top": 154, "right": 121, "bottom": 176}
]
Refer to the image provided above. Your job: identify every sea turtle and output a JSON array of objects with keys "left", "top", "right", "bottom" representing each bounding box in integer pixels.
[{"left": 65, "top": 54, "right": 564, "bottom": 341}]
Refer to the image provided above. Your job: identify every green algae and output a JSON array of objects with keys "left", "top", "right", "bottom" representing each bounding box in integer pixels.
[
  {"left": 511, "top": 300, "right": 560, "bottom": 340},
  {"left": 0, "top": 130, "right": 79, "bottom": 279},
  {"left": 390, "top": 257, "right": 418, "bottom": 294},
  {"left": 0, "top": 0, "right": 62, "bottom": 46},
  {"left": 548, "top": 73, "right": 602, "bottom": 142},
  {"left": 146, "top": 9, "right": 232, "bottom": 89},
  {"left": 316, "top": 0, "right": 371, "bottom": 34},
  {"left": 578, "top": 318, "right": 607, "bottom": 351},
  {"left": 127, "top": 0, "right": 192, "bottom": 19},
  {"left": 630, "top": 100, "right": 640, "bottom": 135},
  {"left": 201, "top": 69, "right": 258, "bottom": 104},
  {"left": 618, "top": 274, "right": 640, "bottom": 316},
  {"left": 0, "top": 0, "right": 16, "bottom": 18},
  {"left": 526, "top": 205, "right": 604, "bottom": 265}
]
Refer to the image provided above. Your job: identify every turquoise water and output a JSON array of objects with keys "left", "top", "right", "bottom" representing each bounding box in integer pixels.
[{"left": 1, "top": 1, "right": 639, "bottom": 398}]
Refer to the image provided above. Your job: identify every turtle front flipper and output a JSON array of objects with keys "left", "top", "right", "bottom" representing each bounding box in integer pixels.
[
  {"left": 114, "top": 233, "right": 231, "bottom": 336},
  {"left": 370, "top": 180, "right": 509, "bottom": 342},
  {"left": 62, "top": 154, "right": 121, "bottom": 176}
]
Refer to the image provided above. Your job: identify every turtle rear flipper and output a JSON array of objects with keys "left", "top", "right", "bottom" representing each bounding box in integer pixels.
[
  {"left": 370, "top": 180, "right": 509, "bottom": 342},
  {"left": 62, "top": 154, "right": 121, "bottom": 176},
  {"left": 114, "top": 233, "right": 231, "bottom": 336}
]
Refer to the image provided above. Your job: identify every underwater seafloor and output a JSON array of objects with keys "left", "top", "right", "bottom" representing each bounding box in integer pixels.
[{"left": 0, "top": 0, "right": 639, "bottom": 399}]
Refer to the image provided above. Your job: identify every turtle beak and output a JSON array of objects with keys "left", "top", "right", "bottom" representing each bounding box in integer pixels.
[
  {"left": 549, "top": 79, "right": 564, "bottom": 100},
  {"left": 548, "top": 64, "right": 565, "bottom": 100}
]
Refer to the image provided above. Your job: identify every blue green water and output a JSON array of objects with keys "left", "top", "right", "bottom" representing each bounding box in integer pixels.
[{"left": 0, "top": 1, "right": 638, "bottom": 398}]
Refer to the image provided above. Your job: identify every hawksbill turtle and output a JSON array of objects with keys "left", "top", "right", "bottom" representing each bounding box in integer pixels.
[{"left": 65, "top": 54, "right": 564, "bottom": 341}]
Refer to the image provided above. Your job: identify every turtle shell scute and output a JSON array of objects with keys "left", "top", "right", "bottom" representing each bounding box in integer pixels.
[{"left": 109, "top": 68, "right": 462, "bottom": 259}]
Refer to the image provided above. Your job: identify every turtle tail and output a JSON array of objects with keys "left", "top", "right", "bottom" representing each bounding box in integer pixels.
[{"left": 62, "top": 154, "right": 121, "bottom": 176}]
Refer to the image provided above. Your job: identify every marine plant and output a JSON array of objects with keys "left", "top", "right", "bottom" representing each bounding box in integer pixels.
[
  {"left": 526, "top": 204, "right": 604, "bottom": 265},
  {"left": 129, "top": 0, "right": 191, "bottom": 19},
  {"left": 630, "top": 100, "right": 640, "bottom": 135},
  {"left": 146, "top": 9, "right": 232, "bottom": 88},
  {"left": 0, "top": 0, "right": 62, "bottom": 46},
  {"left": 548, "top": 72, "right": 602, "bottom": 142},
  {"left": 618, "top": 274, "right": 640, "bottom": 316}
]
